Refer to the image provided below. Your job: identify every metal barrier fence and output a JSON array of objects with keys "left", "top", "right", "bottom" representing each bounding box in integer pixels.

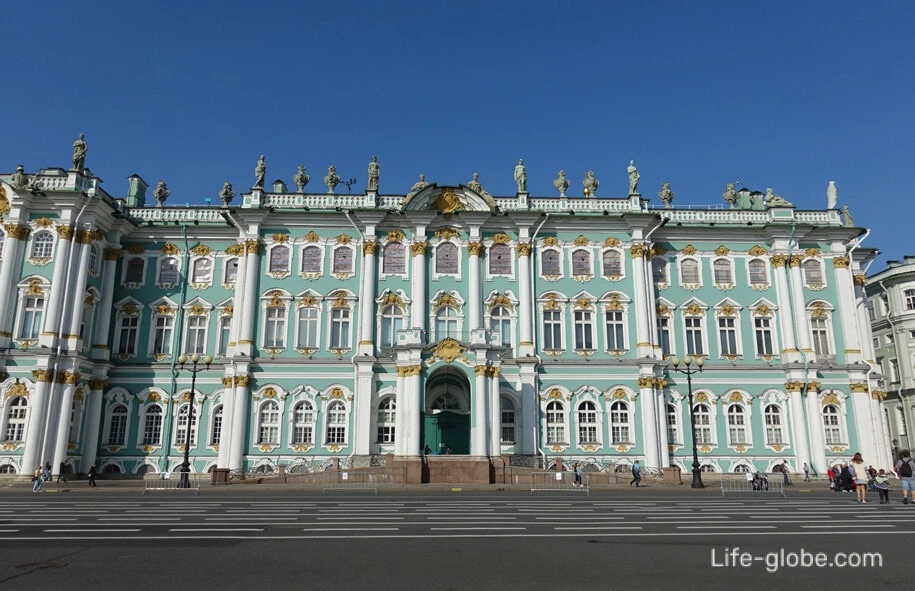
[
  {"left": 143, "top": 472, "right": 201, "bottom": 494},
  {"left": 720, "top": 474, "right": 785, "bottom": 498},
  {"left": 322, "top": 469, "right": 392, "bottom": 494},
  {"left": 530, "top": 471, "right": 590, "bottom": 497}
]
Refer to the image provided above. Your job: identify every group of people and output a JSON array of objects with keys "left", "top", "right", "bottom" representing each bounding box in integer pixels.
[
  {"left": 826, "top": 450, "right": 915, "bottom": 504},
  {"left": 31, "top": 461, "right": 97, "bottom": 492}
]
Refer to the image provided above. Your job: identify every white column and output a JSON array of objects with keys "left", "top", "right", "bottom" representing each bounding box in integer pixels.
[
  {"left": 357, "top": 240, "right": 377, "bottom": 353},
  {"left": 52, "top": 377, "right": 78, "bottom": 473},
  {"left": 468, "top": 241, "right": 482, "bottom": 330},
  {"left": 353, "top": 366, "right": 374, "bottom": 455},
  {"left": 227, "top": 242, "right": 248, "bottom": 356},
  {"left": 770, "top": 256, "right": 798, "bottom": 362},
  {"left": 788, "top": 257, "right": 812, "bottom": 353},
  {"left": 472, "top": 367, "right": 488, "bottom": 456},
  {"left": 406, "top": 370, "right": 422, "bottom": 456},
  {"left": 39, "top": 226, "right": 74, "bottom": 348},
  {"left": 236, "top": 240, "right": 261, "bottom": 356},
  {"left": 394, "top": 372, "right": 406, "bottom": 456},
  {"left": 80, "top": 379, "right": 106, "bottom": 472},
  {"left": 851, "top": 388, "right": 878, "bottom": 466},
  {"left": 639, "top": 377, "right": 660, "bottom": 468},
  {"left": 65, "top": 236, "right": 92, "bottom": 347},
  {"left": 216, "top": 376, "right": 235, "bottom": 469},
  {"left": 91, "top": 247, "right": 121, "bottom": 360},
  {"left": 788, "top": 386, "right": 811, "bottom": 469},
  {"left": 410, "top": 241, "right": 427, "bottom": 332},
  {"left": 0, "top": 225, "right": 28, "bottom": 345},
  {"left": 630, "top": 244, "right": 652, "bottom": 357},
  {"left": 832, "top": 257, "right": 862, "bottom": 364},
  {"left": 517, "top": 243, "right": 534, "bottom": 355},
  {"left": 656, "top": 386, "right": 670, "bottom": 467},
  {"left": 228, "top": 374, "right": 250, "bottom": 471},
  {"left": 519, "top": 365, "right": 538, "bottom": 455},
  {"left": 21, "top": 371, "right": 53, "bottom": 472},
  {"left": 489, "top": 370, "right": 501, "bottom": 457},
  {"left": 805, "top": 387, "right": 827, "bottom": 475}
]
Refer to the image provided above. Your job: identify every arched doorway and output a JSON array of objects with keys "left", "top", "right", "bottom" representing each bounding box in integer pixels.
[{"left": 423, "top": 367, "right": 471, "bottom": 455}]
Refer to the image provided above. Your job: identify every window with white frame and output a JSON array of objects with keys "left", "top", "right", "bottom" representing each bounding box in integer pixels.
[
  {"left": 435, "top": 243, "right": 458, "bottom": 274},
  {"left": 257, "top": 401, "right": 280, "bottom": 444},
  {"left": 489, "top": 243, "right": 512, "bottom": 275},
  {"left": 217, "top": 315, "right": 231, "bottom": 356},
  {"left": 67, "top": 401, "right": 80, "bottom": 443},
  {"left": 727, "top": 405, "right": 748, "bottom": 444},
  {"left": 573, "top": 308, "right": 594, "bottom": 350},
  {"left": 175, "top": 404, "right": 197, "bottom": 446},
  {"left": 330, "top": 307, "right": 351, "bottom": 349},
  {"left": 292, "top": 401, "right": 314, "bottom": 444},
  {"left": 890, "top": 359, "right": 900, "bottom": 383},
  {"left": 666, "top": 403, "right": 679, "bottom": 444},
  {"left": 107, "top": 403, "right": 128, "bottom": 445},
  {"left": 4, "top": 397, "right": 27, "bottom": 442},
  {"left": 159, "top": 257, "right": 179, "bottom": 284},
  {"left": 803, "top": 260, "right": 823, "bottom": 286},
  {"left": 713, "top": 259, "right": 733, "bottom": 285},
  {"left": 31, "top": 231, "right": 54, "bottom": 258},
  {"left": 603, "top": 250, "right": 622, "bottom": 276},
  {"left": 88, "top": 245, "right": 100, "bottom": 275},
  {"left": 685, "top": 316, "right": 704, "bottom": 356},
  {"left": 905, "top": 289, "right": 915, "bottom": 311},
  {"left": 125, "top": 257, "right": 145, "bottom": 284},
  {"left": 657, "top": 316, "right": 671, "bottom": 356},
  {"left": 604, "top": 308, "right": 625, "bottom": 351},
  {"left": 210, "top": 405, "right": 223, "bottom": 445},
  {"left": 717, "top": 316, "right": 738, "bottom": 356},
  {"left": 333, "top": 247, "right": 353, "bottom": 274},
  {"left": 264, "top": 305, "right": 286, "bottom": 348},
  {"left": 490, "top": 306, "right": 512, "bottom": 348},
  {"left": 748, "top": 259, "right": 768, "bottom": 285},
  {"left": 546, "top": 401, "right": 565, "bottom": 444},
  {"left": 224, "top": 257, "right": 239, "bottom": 284},
  {"left": 895, "top": 406, "right": 907, "bottom": 436},
  {"left": 141, "top": 405, "right": 163, "bottom": 445},
  {"left": 380, "top": 305, "right": 405, "bottom": 348},
  {"left": 571, "top": 249, "right": 591, "bottom": 276},
  {"left": 325, "top": 400, "right": 347, "bottom": 444},
  {"left": 541, "top": 249, "right": 560, "bottom": 276},
  {"left": 822, "top": 404, "right": 842, "bottom": 444},
  {"left": 577, "top": 401, "right": 599, "bottom": 444},
  {"left": 383, "top": 242, "right": 406, "bottom": 274},
  {"left": 18, "top": 294, "right": 45, "bottom": 339},
  {"left": 269, "top": 245, "right": 290, "bottom": 274},
  {"left": 680, "top": 258, "right": 700, "bottom": 284},
  {"left": 810, "top": 316, "right": 831, "bottom": 356},
  {"left": 694, "top": 403, "right": 712, "bottom": 444},
  {"left": 542, "top": 309, "right": 562, "bottom": 350},
  {"left": 435, "top": 306, "right": 459, "bottom": 341},
  {"left": 192, "top": 258, "right": 212, "bottom": 284},
  {"left": 764, "top": 404, "right": 784, "bottom": 444},
  {"left": 297, "top": 306, "right": 319, "bottom": 349},
  {"left": 652, "top": 257, "right": 668, "bottom": 284},
  {"left": 754, "top": 315, "right": 774, "bottom": 356},
  {"left": 152, "top": 314, "right": 174, "bottom": 356},
  {"left": 376, "top": 398, "right": 396, "bottom": 443},
  {"left": 610, "top": 401, "right": 631, "bottom": 443},
  {"left": 501, "top": 397, "right": 515, "bottom": 444},
  {"left": 185, "top": 314, "right": 207, "bottom": 354},
  {"left": 301, "top": 246, "right": 322, "bottom": 274}
]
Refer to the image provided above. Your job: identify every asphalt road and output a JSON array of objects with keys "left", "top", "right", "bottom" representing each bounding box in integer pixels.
[{"left": 0, "top": 490, "right": 907, "bottom": 590}]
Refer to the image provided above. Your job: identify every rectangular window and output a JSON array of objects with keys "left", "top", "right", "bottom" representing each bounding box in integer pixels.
[
  {"left": 108, "top": 413, "right": 127, "bottom": 446},
  {"left": 269, "top": 247, "right": 289, "bottom": 274},
  {"left": 330, "top": 308, "right": 351, "bottom": 349},
  {"left": 718, "top": 317, "right": 738, "bottom": 356},
  {"left": 867, "top": 300, "right": 876, "bottom": 322},
  {"left": 217, "top": 316, "right": 231, "bottom": 356},
  {"left": 605, "top": 310, "right": 625, "bottom": 350},
  {"left": 541, "top": 250, "right": 560, "bottom": 276},
  {"left": 906, "top": 290, "right": 915, "bottom": 311},
  {"left": 264, "top": 307, "right": 285, "bottom": 348},
  {"left": 19, "top": 296, "right": 44, "bottom": 339},
  {"left": 754, "top": 317, "right": 774, "bottom": 356},
  {"left": 501, "top": 410, "right": 515, "bottom": 444},
  {"left": 543, "top": 310, "right": 562, "bottom": 350},
  {"left": 333, "top": 248, "right": 353, "bottom": 274},
  {"left": 297, "top": 307, "right": 319, "bottom": 349},
  {"left": 574, "top": 310, "right": 593, "bottom": 350},
  {"left": 117, "top": 315, "right": 138, "bottom": 356},
  {"left": 685, "top": 317, "right": 704, "bottom": 356},
  {"left": 224, "top": 258, "right": 239, "bottom": 284},
  {"left": 210, "top": 410, "right": 223, "bottom": 445},
  {"left": 657, "top": 317, "right": 671, "bottom": 356},
  {"left": 153, "top": 316, "right": 174, "bottom": 356},
  {"left": 748, "top": 261, "right": 768, "bottom": 285},
  {"left": 810, "top": 317, "right": 830, "bottom": 356},
  {"left": 186, "top": 315, "right": 207, "bottom": 354}
]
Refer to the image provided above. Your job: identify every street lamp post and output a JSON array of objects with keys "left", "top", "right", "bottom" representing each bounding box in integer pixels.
[
  {"left": 670, "top": 355, "right": 705, "bottom": 489},
  {"left": 177, "top": 352, "right": 212, "bottom": 488}
]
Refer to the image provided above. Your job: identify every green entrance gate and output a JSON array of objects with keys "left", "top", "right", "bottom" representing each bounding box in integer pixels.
[{"left": 423, "top": 411, "right": 470, "bottom": 455}]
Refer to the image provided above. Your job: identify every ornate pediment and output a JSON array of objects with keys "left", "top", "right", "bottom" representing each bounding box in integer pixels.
[{"left": 402, "top": 185, "right": 495, "bottom": 213}]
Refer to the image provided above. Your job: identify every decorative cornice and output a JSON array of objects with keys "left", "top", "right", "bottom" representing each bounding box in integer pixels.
[
  {"left": 516, "top": 242, "right": 532, "bottom": 256},
  {"left": 362, "top": 241, "right": 378, "bottom": 255},
  {"left": 467, "top": 241, "right": 484, "bottom": 256},
  {"left": 849, "top": 383, "right": 869, "bottom": 393},
  {"left": 630, "top": 244, "right": 647, "bottom": 259},
  {"left": 4, "top": 224, "right": 29, "bottom": 240},
  {"left": 784, "top": 381, "right": 804, "bottom": 392},
  {"left": 396, "top": 365, "right": 422, "bottom": 377},
  {"left": 410, "top": 242, "right": 427, "bottom": 256},
  {"left": 789, "top": 254, "right": 803, "bottom": 268},
  {"left": 225, "top": 243, "right": 245, "bottom": 256},
  {"left": 245, "top": 240, "right": 262, "bottom": 255},
  {"left": 832, "top": 256, "right": 850, "bottom": 269},
  {"left": 56, "top": 225, "right": 74, "bottom": 240},
  {"left": 32, "top": 369, "right": 53, "bottom": 382}
]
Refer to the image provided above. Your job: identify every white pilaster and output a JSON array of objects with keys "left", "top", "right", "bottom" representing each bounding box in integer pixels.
[
  {"left": 832, "top": 257, "right": 862, "bottom": 364},
  {"left": 639, "top": 378, "right": 660, "bottom": 468},
  {"left": 472, "top": 368, "right": 488, "bottom": 456},
  {"left": 357, "top": 239, "right": 377, "bottom": 354},
  {"left": 228, "top": 374, "right": 250, "bottom": 471},
  {"left": 353, "top": 365, "right": 374, "bottom": 455},
  {"left": 517, "top": 243, "right": 533, "bottom": 356},
  {"left": 64, "top": 237, "right": 92, "bottom": 348},
  {"left": 80, "top": 380, "right": 106, "bottom": 471},
  {"left": 394, "top": 372, "right": 406, "bottom": 456},
  {"left": 0, "top": 225, "right": 28, "bottom": 346},
  {"left": 410, "top": 241, "right": 427, "bottom": 332},
  {"left": 227, "top": 242, "right": 248, "bottom": 356},
  {"left": 518, "top": 364, "right": 538, "bottom": 455},
  {"left": 52, "top": 380, "right": 77, "bottom": 473},
  {"left": 771, "top": 257, "right": 799, "bottom": 362},
  {"left": 406, "top": 371, "right": 422, "bottom": 455},
  {"left": 788, "top": 387, "right": 811, "bottom": 469},
  {"left": 236, "top": 241, "right": 261, "bottom": 356},
  {"left": 468, "top": 241, "right": 482, "bottom": 330},
  {"left": 489, "top": 371, "right": 501, "bottom": 457},
  {"left": 788, "top": 257, "right": 812, "bottom": 353},
  {"left": 630, "top": 244, "right": 652, "bottom": 357},
  {"left": 216, "top": 376, "right": 235, "bottom": 469},
  {"left": 805, "top": 388, "right": 827, "bottom": 475},
  {"left": 21, "top": 372, "right": 53, "bottom": 472},
  {"left": 91, "top": 247, "right": 121, "bottom": 360},
  {"left": 39, "top": 228, "right": 73, "bottom": 348}
]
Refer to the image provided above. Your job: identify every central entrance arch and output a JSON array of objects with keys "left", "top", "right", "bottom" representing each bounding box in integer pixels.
[{"left": 422, "top": 366, "right": 471, "bottom": 455}]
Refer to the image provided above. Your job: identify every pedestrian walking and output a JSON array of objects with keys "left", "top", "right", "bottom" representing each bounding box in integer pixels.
[
  {"left": 895, "top": 449, "right": 915, "bottom": 504},
  {"left": 781, "top": 460, "right": 791, "bottom": 486},
  {"left": 57, "top": 459, "right": 69, "bottom": 483},
  {"left": 32, "top": 465, "right": 43, "bottom": 492},
  {"left": 573, "top": 462, "right": 582, "bottom": 487},
  {"left": 803, "top": 462, "right": 810, "bottom": 482},
  {"left": 88, "top": 464, "right": 97, "bottom": 487},
  {"left": 42, "top": 461, "right": 51, "bottom": 482},
  {"left": 874, "top": 469, "right": 891, "bottom": 504},
  {"left": 850, "top": 452, "right": 868, "bottom": 503},
  {"left": 630, "top": 460, "right": 642, "bottom": 487}
]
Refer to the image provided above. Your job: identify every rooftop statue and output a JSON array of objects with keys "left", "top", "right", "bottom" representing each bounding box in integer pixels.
[
  {"left": 324, "top": 165, "right": 341, "bottom": 194},
  {"left": 26, "top": 171, "right": 42, "bottom": 192},
  {"left": 553, "top": 170, "right": 569, "bottom": 197},
  {"left": 219, "top": 181, "right": 235, "bottom": 206},
  {"left": 293, "top": 165, "right": 310, "bottom": 193},
  {"left": 71, "top": 133, "right": 88, "bottom": 171},
  {"left": 466, "top": 172, "right": 491, "bottom": 198},
  {"left": 514, "top": 159, "right": 527, "bottom": 193},
  {"left": 841, "top": 205, "right": 854, "bottom": 227},
  {"left": 764, "top": 187, "right": 794, "bottom": 208},
  {"left": 367, "top": 156, "right": 380, "bottom": 192},
  {"left": 723, "top": 183, "right": 738, "bottom": 209},
  {"left": 404, "top": 174, "right": 429, "bottom": 204},
  {"left": 9, "top": 165, "right": 27, "bottom": 190},
  {"left": 627, "top": 160, "right": 640, "bottom": 195},
  {"left": 254, "top": 155, "right": 266, "bottom": 188},
  {"left": 583, "top": 170, "right": 599, "bottom": 198},
  {"left": 658, "top": 181, "right": 675, "bottom": 208},
  {"left": 826, "top": 181, "right": 837, "bottom": 209},
  {"left": 153, "top": 180, "right": 170, "bottom": 207}
]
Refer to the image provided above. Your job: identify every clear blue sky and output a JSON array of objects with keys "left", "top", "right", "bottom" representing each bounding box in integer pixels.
[{"left": 2, "top": 1, "right": 912, "bottom": 267}]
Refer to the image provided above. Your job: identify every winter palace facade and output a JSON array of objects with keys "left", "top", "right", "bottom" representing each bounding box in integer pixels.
[{"left": 0, "top": 154, "right": 892, "bottom": 482}]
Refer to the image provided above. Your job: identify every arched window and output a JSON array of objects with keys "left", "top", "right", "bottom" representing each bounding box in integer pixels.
[
  {"left": 377, "top": 398, "right": 396, "bottom": 443},
  {"left": 380, "top": 305, "right": 405, "bottom": 348},
  {"left": 142, "top": 405, "right": 163, "bottom": 445},
  {"left": 125, "top": 257, "right": 145, "bottom": 284},
  {"left": 192, "top": 258, "right": 212, "bottom": 283},
  {"left": 652, "top": 257, "right": 668, "bottom": 283},
  {"left": 175, "top": 404, "right": 197, "bottom": 446},
  {"left": 748, "top": 259, "right": 767, "bottom": 285},
  {"left": 224, "top": 257, "right": 239, "bottom": 284},
  {"left": 159, "top": 257, "right": 179, "bottom": 284},
  {"left": 432, "top": 393, "right": 461, "bottom": 411},
  {"left": 292, "top": 401, "right": 315, "bottom": 444},
  {"left": 546, "top": 401, "right": 565, "bottom": 444},
  {"left": 803, "top": 260, "right": 823, "bottom": 285},
  {"left": 571, "top": 249, "right": 591, "bottom": 276},
  {"left": 325, "top": 400, "right": 347, "bottom": 444},
  {"left": 822, "top": 404, "right": 842, "bottom": 444},
  {"left": 435, "top": 306, "right": 459, "bottom": 340},
  {"left": 333, "top": 247, "right": 353, "bottom": 274},
  {"left": 680, "top": 259, "right": 700, "bottom": 284},
  {"left": 435, "top": 242, "right": 459, "bottom": 274},
  {"left": 257, "top": 401, "right": 280, "bottom": 444},
  {"left": 210, "top": 405, "right": 223, "bottom": 445},
  {"left": 577, "top": 401, "right": 598, "bottom": 444},
  {"left": 107, "top": 403, "right": 128, "bottom": 445},
  {"left": 490, "top": 306, "right": 512, "bottom": 348},
  {"left": 31, "top": 231, "right": 54, "bottom": 258},
  {"left": 541, "top": 249, "right": 560, "bottom": 276},
  {"left": 694, "top": 404, "right": 712, "bottom": 444},
  {"left": 603, "top": 250, "right": 622, "bottom": 276},
  {"left": 489, "top": 243, "right": 511, "bottom": 275},
  {"left": 666, "top": 403, "right": 679, "bottom": 444},
  {"left": 301, "top": 246, "right": 322, "bottom": 274},
  {"left": 4, "top": 397, "right": 28, "bottom": 442},
  {"left": 713, "top": 259, "right": 732, "bottom": 284},
  {"left": 500, "top": 397, "right": 516, "bottom": 444},
  {"left": 727, "top": 405, "right": 747, "bottom": 444},
  {"left": 734, "top": 464, "right": 751, "bottom": 473},
  {"left": 700, "top": 464, "right": 716, "bottom": 473},
  {"left": 383, "top": 242, "right": 406, "bottom": 274},
  {"left": 269, "top": 245, "right": 290, "bottom": 274},
  {"left": 764, "top": 404, "right": 784, "bottom": 444},
  {"left": 610, "top": 401, "right": 630, "bottom": 443}
]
